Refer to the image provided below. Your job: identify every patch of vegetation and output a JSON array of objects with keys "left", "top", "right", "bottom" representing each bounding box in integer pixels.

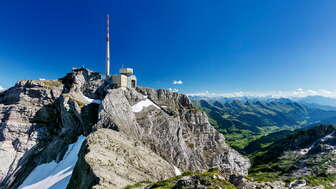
[
  {"left": 124, "top": 169, "right": 236, "bottom": 189},
  {"left": 243, "top": 129, "right": 293, "bottom": 154},
  {"left": 193, "top": 99, "right": 336, "bottom": 188},
  {"left": 249, "top": 171, "right": 336, "bottom": 189},
  {"left": 62, "top": 93, "right": 86, "bottom": 108},
  {"left": 304, "top": 174, "right": 336, "bottom": 189},
  {"left": 224, "top": 125, "right": 293, "bottom": 153},
  {"left": 190, "top": 105, "right": 202, "bottom": 113},
  {"left": 193, "top": 99, "right": 336, "bottom": 153},
  {"left": 124, "top": 181, "right": 152, "bottom": 189},
  {"left": 41, "top": 80, "right": 62, "bottom": 87},
  {"left": 248, "top": 171, "right": 281, "bottom": 182},
  {"left": 247, "top": 125, "right": 336, "bottom": 188},
  {"left": 73, "top": 99, "right": 86, "bottom": 108},
  {"left": 250, "top": 125, "right": 336, "bottom": 166}
]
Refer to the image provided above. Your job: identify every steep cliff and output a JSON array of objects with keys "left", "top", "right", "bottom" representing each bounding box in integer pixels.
[
  {"left": 0, "top": 68, "right": 250, "bottom": 189},
  {"left": 67, "top": 86, "right": 250, "bottom": 188}
]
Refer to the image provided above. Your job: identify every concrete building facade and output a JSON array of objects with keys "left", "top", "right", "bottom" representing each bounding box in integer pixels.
[{"left": 111, "top": 68, "right": 137, "bottom": 88}]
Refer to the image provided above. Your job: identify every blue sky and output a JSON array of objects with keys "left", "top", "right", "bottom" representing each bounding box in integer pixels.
[{"left": 0, "top": 0, "right": 336, "bottom": 94}]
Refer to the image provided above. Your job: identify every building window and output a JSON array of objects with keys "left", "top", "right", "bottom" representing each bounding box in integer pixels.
[{"left": 131, "top": 80, "right": 136, "bottom": 88}]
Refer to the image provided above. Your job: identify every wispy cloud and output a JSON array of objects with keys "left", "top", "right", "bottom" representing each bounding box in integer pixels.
[
  {"left": 168, "top": 88, "right": 179, "bottom": 92},
  {"left": 0, "top": 86, "right": 6, "bottom": 92},
  {"left": 187, "top": 88, "right": 336, "bottom": 98},
  {"left": 173, "top": 80, "right": 183, "bottom": 85}
]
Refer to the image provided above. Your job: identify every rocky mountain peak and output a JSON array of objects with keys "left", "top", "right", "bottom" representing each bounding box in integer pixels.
[{"left": 0, "top": 68, "right": 250, "bottom": 188}]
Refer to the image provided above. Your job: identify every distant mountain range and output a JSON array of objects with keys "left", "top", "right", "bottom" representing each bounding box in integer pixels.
[
  {"left": 192, "top": 96, "right": 336, "bottom": 188},
  {"left": 189, "top": 95, "right": 336, "bottom": 110},
  {"left": 192, "top": 97, "right": 336, "bottom": 151}
]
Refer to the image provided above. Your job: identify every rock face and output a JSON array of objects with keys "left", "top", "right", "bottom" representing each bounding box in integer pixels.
[
  {"left": 0, "top": 68, "right": 250, "bottom": 188},
  {"left": 289, "top": 128, "right": 336, "bottom": 178},
  {"left": 67, "top": 129, "right": 176, "bottom": 189},
  {"left": 229, "top": 175, "right": 324, "bottom": 189},
  {"left": 0, "top": 68, "right": 103, "bottom": 188},
  {"left": 95, "top": 87, "right": 250, "bottom": 175},
  {"left": 0, "top": 79, "right": 63, "bottom": 185},
  {"left": 251, "top": 125, "right": 336, "bottom": 179}
]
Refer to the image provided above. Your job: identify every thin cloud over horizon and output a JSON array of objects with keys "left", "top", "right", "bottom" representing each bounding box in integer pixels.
[
  {"left": 187, "top": 88, "right": 336, "bottom": 99},
  {"left": 173, "top": 80, "right": 183, "bottom": 85},
  {"left": 0, "top": 86, "right": 6, "bottom": 92}
]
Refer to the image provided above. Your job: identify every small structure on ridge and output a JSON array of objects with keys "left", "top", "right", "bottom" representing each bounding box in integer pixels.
[{"left": 104, "top": 14, "right": 137, "bottom": 88}]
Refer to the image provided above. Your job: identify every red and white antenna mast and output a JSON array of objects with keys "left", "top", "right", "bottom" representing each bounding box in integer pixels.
[{"left": 106, "top": 14, "right": 110, "bottom": 76}]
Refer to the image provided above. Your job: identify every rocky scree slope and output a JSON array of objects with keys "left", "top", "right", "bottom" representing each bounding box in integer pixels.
[
  {"left": 249, "top": 125, "right": 336, "bottom": 188},
  {"left": 0, "top": 68, "right": 250, "bottom": 189}
]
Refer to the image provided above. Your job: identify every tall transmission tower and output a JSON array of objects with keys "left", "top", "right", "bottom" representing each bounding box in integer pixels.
[{"left": 106, "top": 14, "right": 110, "bottom": 76}]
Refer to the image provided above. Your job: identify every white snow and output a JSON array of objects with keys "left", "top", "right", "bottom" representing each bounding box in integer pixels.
[
  {"left": 299, "top": 147, "right": 313, "bottom": 155},
  {"left": 299, "top": 131, "right": 335, "bottom": 155},
  {"left": 0, "top": 85, "right": 6, "bottom": 92},
  {"left": 321, "top": 131, "right": 335, "bottom": 142},
  {"left": 132, "top": 99, "right": 160, "bottom": 112},
  {"left": 18, "top": 135, "right": 86, "bottom": 189},
  {"left": 174, "top": 166, "right": 182, "bottom": 176},
  {"left": 82, "top": 95, "right": 101, "bottom": 104}
]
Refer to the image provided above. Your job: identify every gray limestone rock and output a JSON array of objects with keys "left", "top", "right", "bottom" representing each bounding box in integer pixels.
[
  {"left": 67, "top": 129, "right": 176, "bottom": 189},
  {"left": 93, "top": 87, "right": 250, "bottom": 176},
  {"left": 0, "top": 68, "right": 103, "bottom": 188},
  {"left": 0, "top": 68, "right": 251, "bottom": 188}
]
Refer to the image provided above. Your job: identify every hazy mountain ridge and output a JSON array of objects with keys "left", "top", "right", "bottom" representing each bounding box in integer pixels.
[
  {"left": 193, "top": 98, "right": 336, "bottom": 152},
  {"left": 193, "top": 96, "right": 336, "bottom": 188},
  {"left": 189, "top": 95, "right": 336, "bottom": 110}
]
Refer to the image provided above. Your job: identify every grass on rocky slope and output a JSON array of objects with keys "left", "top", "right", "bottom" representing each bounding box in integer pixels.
[
  {"left": 248, "top": 157, "right": 336, "bottom": 188},
  {"left": 41, "top": 80, "right": 62, "bottom": 87},
  {"left": 247, "top": 125, "right": 336, "bottom": 189},
  {"left": 124, "top": 169, "right": 236, "bottom": 189},
  {"left": 248, "top": 170, "right": 336, "bottom": 189},
  {"left": 193, "top": 100, "right": 303, "bottom": 153}
]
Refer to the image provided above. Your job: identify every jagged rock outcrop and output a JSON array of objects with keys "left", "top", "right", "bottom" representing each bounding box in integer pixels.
[
  {"left": 95, "top": 87, "right": 250, "bottom": 175},
  {"left": 0, "top": 68, "right": 250, "bottom": 188},
  {"left": 0, "top": 79, "right": 64, "bottom": 185},
  {"left": 229, "top": 175, "right": 324, "bottom": 189},
  {"left": 251, "top": 125, "right": 336, "bottom": 180},
  {"left": 288, "top": 128, "right": 336, "bottom": 178},
  {"left": 0, "top": 68, "right": 104, "bottom": 188},
  {"left": 67, "top": 86, "right": 250, "bottom": 188},
  {"left": 67, "top": 129, "right": 176, "bottom": 189}
]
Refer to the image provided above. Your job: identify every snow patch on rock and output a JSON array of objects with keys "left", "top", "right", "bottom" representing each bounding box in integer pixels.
[
  {"left": 132, "top": 99, "right": 160, "bottom": 112},
  {"left": 83, "top": 95, "right": 101, "bottom": 104},
  {"left": 299, "top": 131, "right": 335, "bottom": 155},
  {"left": 321, "top": 131, "right": 335, "bottom": 142},
  {"left": 174, "top": 166, "right": 182, "bottom": 176},
  {"left": 18, "top": 135, "right": 86, "bottom": 189}
]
